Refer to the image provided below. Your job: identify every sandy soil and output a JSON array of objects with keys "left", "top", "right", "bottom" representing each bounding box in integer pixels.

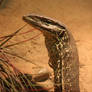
[{"left": 0, "top": 0, "right": 92, "bottom": 92}]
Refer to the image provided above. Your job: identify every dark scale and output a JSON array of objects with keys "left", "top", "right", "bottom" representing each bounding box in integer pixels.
[{"left": 23, "top": 14, "right": 80, "bottom": 92}]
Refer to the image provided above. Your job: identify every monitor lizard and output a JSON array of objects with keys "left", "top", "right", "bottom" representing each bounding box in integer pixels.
[{"left": 23, "top": 14, "right": 80, "bottom": 92}]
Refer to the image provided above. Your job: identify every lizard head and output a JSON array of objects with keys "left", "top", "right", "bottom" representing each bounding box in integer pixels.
[{"left": 23, "top": 14, "right": 67, "bottom": 39}]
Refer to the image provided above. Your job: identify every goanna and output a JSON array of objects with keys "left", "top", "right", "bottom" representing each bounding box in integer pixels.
[{"left": 23, "top": 14, "right": 80, "bottom": 92}]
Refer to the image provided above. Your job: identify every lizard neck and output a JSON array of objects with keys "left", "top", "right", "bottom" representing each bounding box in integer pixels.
[{"left": 42, "top": 30, "right": 70, "bottom": 69}]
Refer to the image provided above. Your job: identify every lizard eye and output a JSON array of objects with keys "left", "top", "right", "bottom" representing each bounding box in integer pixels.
[{"left": 58, "top": 31, "right": 65, "bottom": 38}]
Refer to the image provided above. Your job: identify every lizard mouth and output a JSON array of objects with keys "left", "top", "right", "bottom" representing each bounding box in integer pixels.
[
  {"left": 23, "top": 14, "right": 42, "bottom": 27},
  {"left": 23, "top": 14, "right": 65, "bottom": 35}
]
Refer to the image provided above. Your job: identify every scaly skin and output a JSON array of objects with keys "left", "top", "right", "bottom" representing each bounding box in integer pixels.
[{"left": 23, "top": 14, "right": 80, "bottom": 92}]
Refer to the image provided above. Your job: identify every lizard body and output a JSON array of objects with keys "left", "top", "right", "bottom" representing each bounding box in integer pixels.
[{"left": 23, "top": 14, "right": 80, "bottom": 92}]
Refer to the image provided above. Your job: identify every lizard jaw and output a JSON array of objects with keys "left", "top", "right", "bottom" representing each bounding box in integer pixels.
[{"left": 23, "top": 14, "right": 65, "bottom": 36}]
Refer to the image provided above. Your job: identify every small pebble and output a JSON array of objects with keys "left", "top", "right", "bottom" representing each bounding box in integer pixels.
[{"left": 33, "top": 68, "right": 50, "bottom": 82}]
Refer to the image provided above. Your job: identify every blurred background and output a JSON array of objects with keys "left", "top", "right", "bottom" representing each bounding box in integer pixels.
[{"left": 0, "top": 0, "right": 92, "bottom": 92}]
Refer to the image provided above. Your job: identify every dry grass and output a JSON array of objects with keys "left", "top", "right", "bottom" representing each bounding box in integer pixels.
[{"left": 0, "top": 26, "right": 49, "bottom": 92}]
